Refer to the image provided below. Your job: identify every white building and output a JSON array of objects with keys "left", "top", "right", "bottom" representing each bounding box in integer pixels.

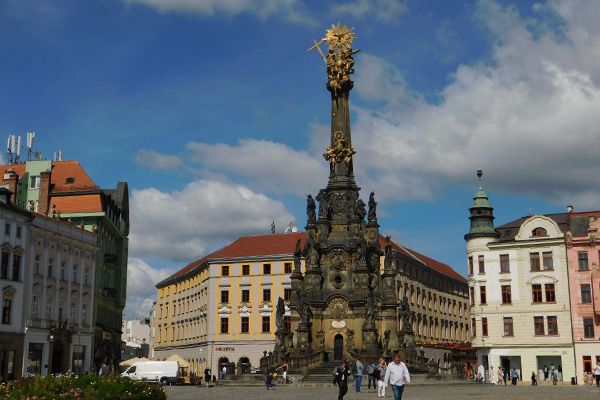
[
  {"left": 0, "top": 188, "right": 31, "bottom": 380},
  {"left": 24, "top": 214, "right": 98, "bottom": 376},
  {"left": 466, "top": 185, "right": 575, "bottom": 383}
]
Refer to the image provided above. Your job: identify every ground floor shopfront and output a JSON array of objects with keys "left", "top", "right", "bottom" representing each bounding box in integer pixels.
[
  {"left": 575, "top": 342, "right": 600, "bottom": 384},
  {"left": 0, "top": 332, "right": 24, "bottom": 381},
  {"left": 154, "top": 339, "right": 275, "bottom": 379},
  {"left": 24, "top": 328, "right": 93, "bottom": 376},
  {"left": 476, "top": 346, "right": 576, "bottom": 383}
]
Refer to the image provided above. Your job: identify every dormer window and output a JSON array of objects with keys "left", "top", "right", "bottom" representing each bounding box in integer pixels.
[
  {"left": 531, "top": 227, "right": 547, "bottom": 237},
  {"left": 65, "top": 177, "right": 75, "bottom": 184}
]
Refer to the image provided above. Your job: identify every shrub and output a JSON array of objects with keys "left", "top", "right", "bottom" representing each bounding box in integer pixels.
[{"left": 0, "top": 375, "right": 166, "bottom": 400}]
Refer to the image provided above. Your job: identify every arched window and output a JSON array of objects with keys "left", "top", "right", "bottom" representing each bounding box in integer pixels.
[{"left": 531, "top": 227, "right": 547, "bottom": 237}]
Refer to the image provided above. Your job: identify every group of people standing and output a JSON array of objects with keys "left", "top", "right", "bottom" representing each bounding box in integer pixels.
[{"left": 334, "top": 354, "right": 410, "bottom": 400}]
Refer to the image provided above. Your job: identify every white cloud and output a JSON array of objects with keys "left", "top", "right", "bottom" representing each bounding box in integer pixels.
[
  {"left": 134, "top": 149, "right": 183, "bottom": 171},
  {"left": 341, "top": 0, "right": 600, "bottom": 206},
  {"left": 186, "top": 139, "right": 326, "bottom": 196},
  {"left": 129, "top": 179, "right": 294, "bottom": 262},
  {"left": 355, "top": 54, "right": 414, "bottom": 104},
  {"left": 330, "top": 0, "right": 407, "bottom": 24},
  {"left": 124, "top": 257, "right": 172, "bottom": 317},
  {"left": 124, "top": 0, "right": 316, "bottom": 25}
]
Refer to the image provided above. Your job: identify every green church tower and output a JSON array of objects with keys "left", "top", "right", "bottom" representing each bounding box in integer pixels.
[{"left": 465, "top": 170, "right": 499, "bottom": 240}]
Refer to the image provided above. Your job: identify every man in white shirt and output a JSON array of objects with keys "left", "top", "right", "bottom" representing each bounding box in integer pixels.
[{"left": 384, "top": 354, "right": 410, "bottom": 400}]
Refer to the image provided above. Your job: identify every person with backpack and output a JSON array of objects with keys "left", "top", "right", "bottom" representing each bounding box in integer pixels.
[
  {"left": 367, "top": 361, "right": 377, "bottom": 392},
  {"left": 333, "top": 360, "right": 350, "bottom": 400},
  {"left": 376, "top": 358, "right": 387, "bottom": 398}
]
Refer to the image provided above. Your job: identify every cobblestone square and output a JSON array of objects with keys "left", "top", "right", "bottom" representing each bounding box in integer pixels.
[{"left": 164, "top": 384, "right": 600, "bottom": 400}]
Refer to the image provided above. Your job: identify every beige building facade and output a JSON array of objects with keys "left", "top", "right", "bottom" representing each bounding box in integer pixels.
[
  {"left": 466, "top": 184, "right": 575, "bottom": 382},
  {"left": 153, "top": 232, "right": 468, "bottom": 376}
]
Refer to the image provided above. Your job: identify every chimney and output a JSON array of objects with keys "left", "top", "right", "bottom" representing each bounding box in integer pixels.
[
  {"left": 38, "top": 170, "right": 52, "bottom": 215},
  {"left": 5, "top": 171, "right": 19, "bottom": 203}
]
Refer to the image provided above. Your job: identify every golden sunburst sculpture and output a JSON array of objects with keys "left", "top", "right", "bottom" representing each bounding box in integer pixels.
[{"left": 323, "top": 24, "right": 356, "bottom": 49}]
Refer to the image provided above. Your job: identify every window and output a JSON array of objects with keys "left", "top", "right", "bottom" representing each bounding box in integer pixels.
[
  {"left": 0, "top": 252, "right": 8, "bottom": 279},
  {"left": 2, "top": 299, "right": 11, "bottom": 324},
  {"left": 583, "top": 318, "right": 594, "bottom": 338},
  {"left": 469, "top": 287, "right": 475, "bottom": 306},
  {"left": 221, "top": 265, "right": 229, "bottom": 276},
  {"left": 11, "top": 254, "right": 20, "bottom": 281},
  {"left": 242, "top": 264, "right": 250, "bottom": 276},
  {"left": 263, "top": 264, "right": 271, "bottom": 275},
  {"left": 284, "top": 316, "right": 291, "bottom": 331},
  {"left": 70, "top": 302, "right": 77, "bottom": 323},
  {"left": 284, "top": 263, "right": 292, "bottom": 274},
  {"left": 482, "top": 317, "right": 488, "bottom": 336},
  {"left": 220, "top": 290, "right": 229, "bottom": 303},
  {"left": 263, "top": 288, "right": 271, "bottom": 302},
  {"left": 4, "top": 223, "right": 10, "bottom": 235},
  {"left": 48, "top": 258, "right": 53, "bottom": 277},
  {"left": 30, "top": 175, "right": 40, "bottom": 189},
  {"left": 84, "top": 267, "right": 90, "bottom": 285},
  {"left": 220, "top": 317, "right": 229, "bottom": 334},
  {"left": 503, "top": 317, "right": 514, "bottom": 336},
  {"left": 31, "top": 295, "right": 39, "bottom": 318},
  {"left": 262, "top": 316, "right": 270, "bottom": 333},
  {"left": 72, "top": 265, "right": 78, "bottom": 283},
  {"left": 82, "top": 304, "right": 87, "bottom": 324},
  {"left": 468, "top": 256, "right": 473, "bottom": 275},
  {"left": 534, "top": 316, "right": 545, "bottom": 335},
  {"left": 16, "top": 226, "right": 21, "bottom": 239},
  {"left": 500, "top": 254, "right": 510, "bottom": 273},
  {"left": 241, "top": 317, "right": 249, "bottom": 333},
  {"left": 60, "top": 262, "right": 66, "bottom": 280},
  {"left": 471, "top": 318, "right": 476, "bottom": 337},
  {"left": 531, "top": 227, "right": 547, "bottom": 237},
  {"left": 547, "top": 316, "right": 558, "bottom": 335},
  {"left": 478, "top": 255, "right": 485, "bottom": 274},
  {"left": 284, "top": 288, "right": 292, "bottom": 302},
  {"left": 34, "top": 255, "right": 40, "bottom": 275},
  {"left": 578, "top": 252, "right": 589, "bottom": 270},
  {"left": 241, "top": 289, "right": 250, "bottom": 303},
  {"left": 501, "top": 285, "right": 512, "bottom": 304},
  {"left": 532, "top": 284, "right": 543, "bottom": 303},
  {"left": 72, "top": 345, "right": 85, "bottom": 375},
  {"left": 545, "top": 284, "right": 556, "bottom": 302},
  {"left": 542, "top": 252, "right": 553, "bottom": 270},
  {"left": 581, "top": 284, "right": 592, "bottom": 304},
  {"left": 479, "top": 286, "right": 487, "bottom": 305},
  {"left": 530, "top": 252, "right": 540, "bottom": 271}
]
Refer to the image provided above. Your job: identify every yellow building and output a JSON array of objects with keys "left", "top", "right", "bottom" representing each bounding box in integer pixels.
[{"left": 153, "top": 231, "right": 468, "bottom": 375}]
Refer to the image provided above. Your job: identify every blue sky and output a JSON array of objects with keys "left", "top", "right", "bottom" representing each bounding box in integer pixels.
[{"left": 2, "top": 0, "right": 600, "bottom": 317}]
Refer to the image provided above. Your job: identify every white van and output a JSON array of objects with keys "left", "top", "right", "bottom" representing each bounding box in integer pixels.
[{"left": 121, "top": 361, "right": 179, "bottom": 384}]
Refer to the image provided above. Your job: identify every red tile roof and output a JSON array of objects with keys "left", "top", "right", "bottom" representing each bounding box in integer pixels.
[
  {"left": 158, "top": 232, "right": 466, "bottom": 287},
  {"left": 50, "top": 160, "right": 98, "bottom": 192},
  {"left": 51, "top": 194, "right": 103, "bottom": 214},
  {"left": 0, "top": 160, "right": 98, "bottom": 192}
]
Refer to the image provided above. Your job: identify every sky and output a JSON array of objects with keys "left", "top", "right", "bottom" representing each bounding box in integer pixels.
[{"left": 2, "top": 0, "right": 600, "bottom": 318}]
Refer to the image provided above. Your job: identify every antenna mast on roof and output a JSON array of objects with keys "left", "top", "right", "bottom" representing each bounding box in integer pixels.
[{"left": 26, "top": 131, "right": 35, "bottom": 161}]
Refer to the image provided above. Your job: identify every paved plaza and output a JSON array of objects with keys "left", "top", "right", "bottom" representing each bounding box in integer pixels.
[{"left": 164, "top": 383, "right": 600, "bottom": 400}]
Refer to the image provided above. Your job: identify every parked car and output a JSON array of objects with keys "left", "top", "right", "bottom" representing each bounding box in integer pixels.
[{"left": 121, "top": 361, "right": 179, "bottom": 384}]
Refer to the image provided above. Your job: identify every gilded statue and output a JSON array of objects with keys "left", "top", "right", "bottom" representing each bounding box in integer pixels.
[{"left": 323, "top": 131, "right": 356, "bottom": 165}]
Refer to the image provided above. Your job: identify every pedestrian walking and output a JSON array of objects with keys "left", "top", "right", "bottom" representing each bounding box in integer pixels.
[
  {"left": 510, "top": 368, "right": 518, "bottom": 385},
  {"left": 376, "top": 358, "right": 387, "bottom": 398},
  {"left": 489, "top": 366, "right": 497, "bottom": 385},
  {"left": 277, "top": 361, "right": 289, "bottom": 383},
  {"left": 204, "top": 368, "right": 211, "bottom": 387},
  {"left": 594, "top": 361, "right": 600, "bottom": 387},
  {"left": 367, "top": 361, "right": 377, "bottom": 392},
  {"left": 531, "top": 371, "right": 537, "bottom": 386},
  {"left": 497, "top": 367, "right": 504, "bottom": 385},
  {"left": 333, "top": 360, "right": 351, "bottom": 400},
  {"left": 384, "top": 353, "right": 410, "bottom": 400},
  {"left": 354, "top": 357, "right": 364, "bottom": 392},
  {"left": 543, "top": 365, "right": 548, "bottom": 381}
]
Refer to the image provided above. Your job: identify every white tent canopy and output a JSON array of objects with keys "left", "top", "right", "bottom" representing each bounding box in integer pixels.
[
  {"left": 119, "top": 357, "right": 150, "bottom": 367},
  {"left": 166, "top": 354, "right": 190, "bottom": 368}
]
